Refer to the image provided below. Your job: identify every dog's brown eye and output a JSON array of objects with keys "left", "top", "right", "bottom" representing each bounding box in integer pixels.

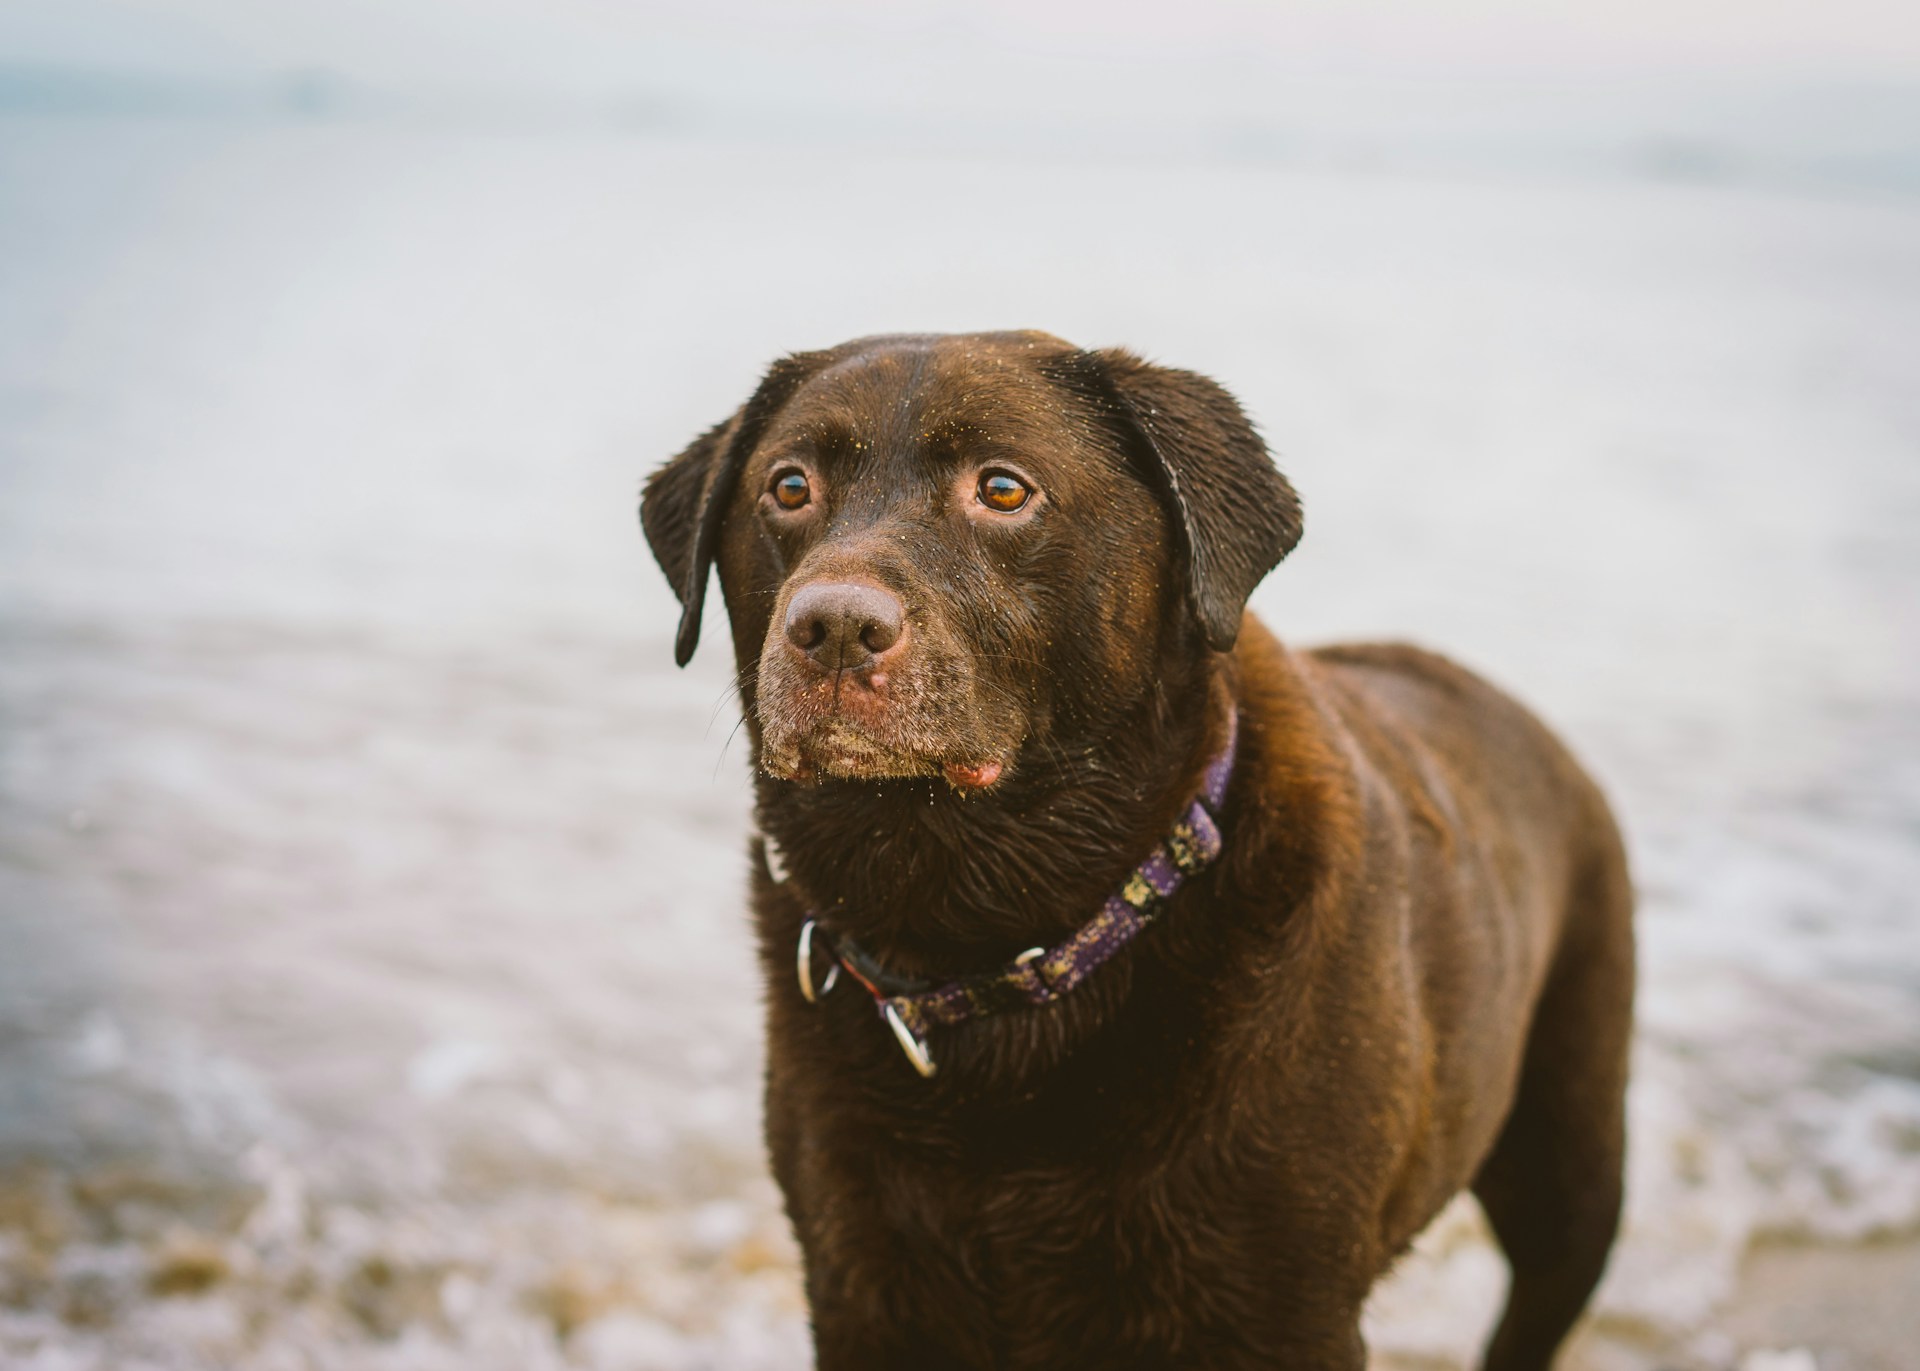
[
  {"left": 771, "top": 470, "right": 811, "bottom": 510},
  {"left": 977, "top": 471, "right": 1030, "bottom": 513}
]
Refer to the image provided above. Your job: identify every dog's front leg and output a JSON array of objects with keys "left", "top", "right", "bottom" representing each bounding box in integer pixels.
[
  {"left": 1180, "top": 1301, "right": 1370, "bottom": 1371},
  {"left": 810, "top": 1319, "right": 977, "bottom": 1371},
  {"left": 1270, "top": 1320, "right": 1369, "bottom": 1371},
  {"left": 805, "top": 1268, "right": 997, "bottom": 1371}
]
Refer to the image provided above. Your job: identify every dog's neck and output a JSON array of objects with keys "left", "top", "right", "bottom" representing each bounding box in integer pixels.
[{"left": 753, "top": 662, "right": 1235, "bottom": 983}]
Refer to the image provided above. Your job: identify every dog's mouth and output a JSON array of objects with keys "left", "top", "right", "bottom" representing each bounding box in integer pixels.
[
  {"left": 754, "top": 662, "right": 1015, "bottom": 792},
  {"left": 759, "top": 711, "right": 1010, "bottom": 792},
  {"left": 941, "top": 758, "right": 1004, "bottom": 789}
]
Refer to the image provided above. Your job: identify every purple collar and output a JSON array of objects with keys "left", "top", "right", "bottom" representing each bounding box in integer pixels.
[{"left": 782, "top": 711, "right": 1239, "bottom": 1077}]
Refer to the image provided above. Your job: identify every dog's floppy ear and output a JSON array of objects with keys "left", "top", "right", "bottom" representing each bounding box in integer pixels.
[
  {"left": 640, "top": 352, "right": 826, "bottom": 666},
  {"left": 1043, "top": 348, "right": 1302, "bottom": 652}
]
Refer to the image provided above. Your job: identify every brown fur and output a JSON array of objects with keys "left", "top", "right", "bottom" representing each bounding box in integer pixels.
[{"left": 640, "top": 331, "right": 1634, "bottom": 1370}]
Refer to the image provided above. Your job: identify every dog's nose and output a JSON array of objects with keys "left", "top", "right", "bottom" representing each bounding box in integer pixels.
[{"left": 784, "top": 581, "right": 905, "bottom": 671}]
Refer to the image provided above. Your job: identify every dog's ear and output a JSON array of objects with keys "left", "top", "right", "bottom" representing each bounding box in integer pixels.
[
  {"left": 640, "top": 352, "right": 827, "bottom": 665},
  {"left": 1043, "top": 348, "right": 1302, "bottom": 652}
]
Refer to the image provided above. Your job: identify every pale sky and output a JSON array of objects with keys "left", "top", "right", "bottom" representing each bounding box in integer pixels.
[{"left": 5, "top": 0, "right": 1919, "bottom": 96}]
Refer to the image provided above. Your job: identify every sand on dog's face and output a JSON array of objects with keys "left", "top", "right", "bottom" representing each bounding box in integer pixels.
[{"left": 1, "top": 116, "right": 1917, "bottom": 1371}]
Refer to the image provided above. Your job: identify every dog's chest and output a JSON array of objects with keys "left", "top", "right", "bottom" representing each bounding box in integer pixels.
[{"left": 801, "top": 1104, "right": 1324, "bottom": 1365}]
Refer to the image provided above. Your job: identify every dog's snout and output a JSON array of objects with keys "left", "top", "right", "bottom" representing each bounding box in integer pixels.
[{"left": 784, "top": 581, "right": 905, "bottom": 671}]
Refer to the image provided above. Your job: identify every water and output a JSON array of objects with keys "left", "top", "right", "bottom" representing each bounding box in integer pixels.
[{"left": 0, "top": 116, "right": 1916, "bottom": 1369}]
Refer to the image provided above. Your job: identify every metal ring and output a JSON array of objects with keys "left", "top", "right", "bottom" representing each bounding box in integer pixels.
[
  {"left": 1013, "top": 946, "right": 1051, "bottom": 999},
  {"left": 882, "top": 1003, "right": 937, "bottom": 1077},
  {"left": 797, "top": 919, "right": 838, "bottom": 1004}
]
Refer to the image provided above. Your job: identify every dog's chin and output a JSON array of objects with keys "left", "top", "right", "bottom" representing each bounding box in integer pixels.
[{"left": 759, "top": 716, "right": 1008, "bottom": 792}]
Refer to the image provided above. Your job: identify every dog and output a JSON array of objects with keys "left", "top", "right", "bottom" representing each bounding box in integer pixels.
[{"left": 640, "top": 331, "right": 1633, "bottom": 1371}]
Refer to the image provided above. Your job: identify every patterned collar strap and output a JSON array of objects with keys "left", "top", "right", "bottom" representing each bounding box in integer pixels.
[{"left": 791, "top": 711, "right": 1239, "bottom": 1077}]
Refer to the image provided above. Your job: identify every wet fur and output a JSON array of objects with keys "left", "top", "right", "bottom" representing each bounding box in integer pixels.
[{"left": 640, "top": 331, "right": 1634, "bottom": 1370}]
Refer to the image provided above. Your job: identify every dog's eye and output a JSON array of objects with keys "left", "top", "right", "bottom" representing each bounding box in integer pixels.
[
  {"left": 771, "top": 470, "right": 812, "bottom": 510},
  {"left": 976, "top": 470, "right": 1031, "bottom": 513}
]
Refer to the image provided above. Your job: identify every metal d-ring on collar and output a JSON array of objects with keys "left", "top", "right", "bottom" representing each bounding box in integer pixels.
[
  {"left": 768, "top": 709, "right": 1239, "bottom": 1078},
  {"left": 796, "top": 918, "right": 839, "bottom": 1004}
]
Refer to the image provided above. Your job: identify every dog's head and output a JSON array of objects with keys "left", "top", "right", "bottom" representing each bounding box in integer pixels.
[{"left": 641, "top": 332, "right": 1300, "bottom": 790}]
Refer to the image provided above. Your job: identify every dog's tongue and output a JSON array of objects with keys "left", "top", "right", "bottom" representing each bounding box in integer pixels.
[{"left": 942, "top": 759, "right": 1003, "bottom": 791}]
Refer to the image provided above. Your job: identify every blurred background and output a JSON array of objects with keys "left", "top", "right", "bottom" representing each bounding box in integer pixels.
[{"left": 2, "top": 3, "right": 1917, "bottom": 1368}]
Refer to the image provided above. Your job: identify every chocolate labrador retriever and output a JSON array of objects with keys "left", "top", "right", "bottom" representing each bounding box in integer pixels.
[{"left": 640, "top": 331, "right": 1633, "bottom": 1371}]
